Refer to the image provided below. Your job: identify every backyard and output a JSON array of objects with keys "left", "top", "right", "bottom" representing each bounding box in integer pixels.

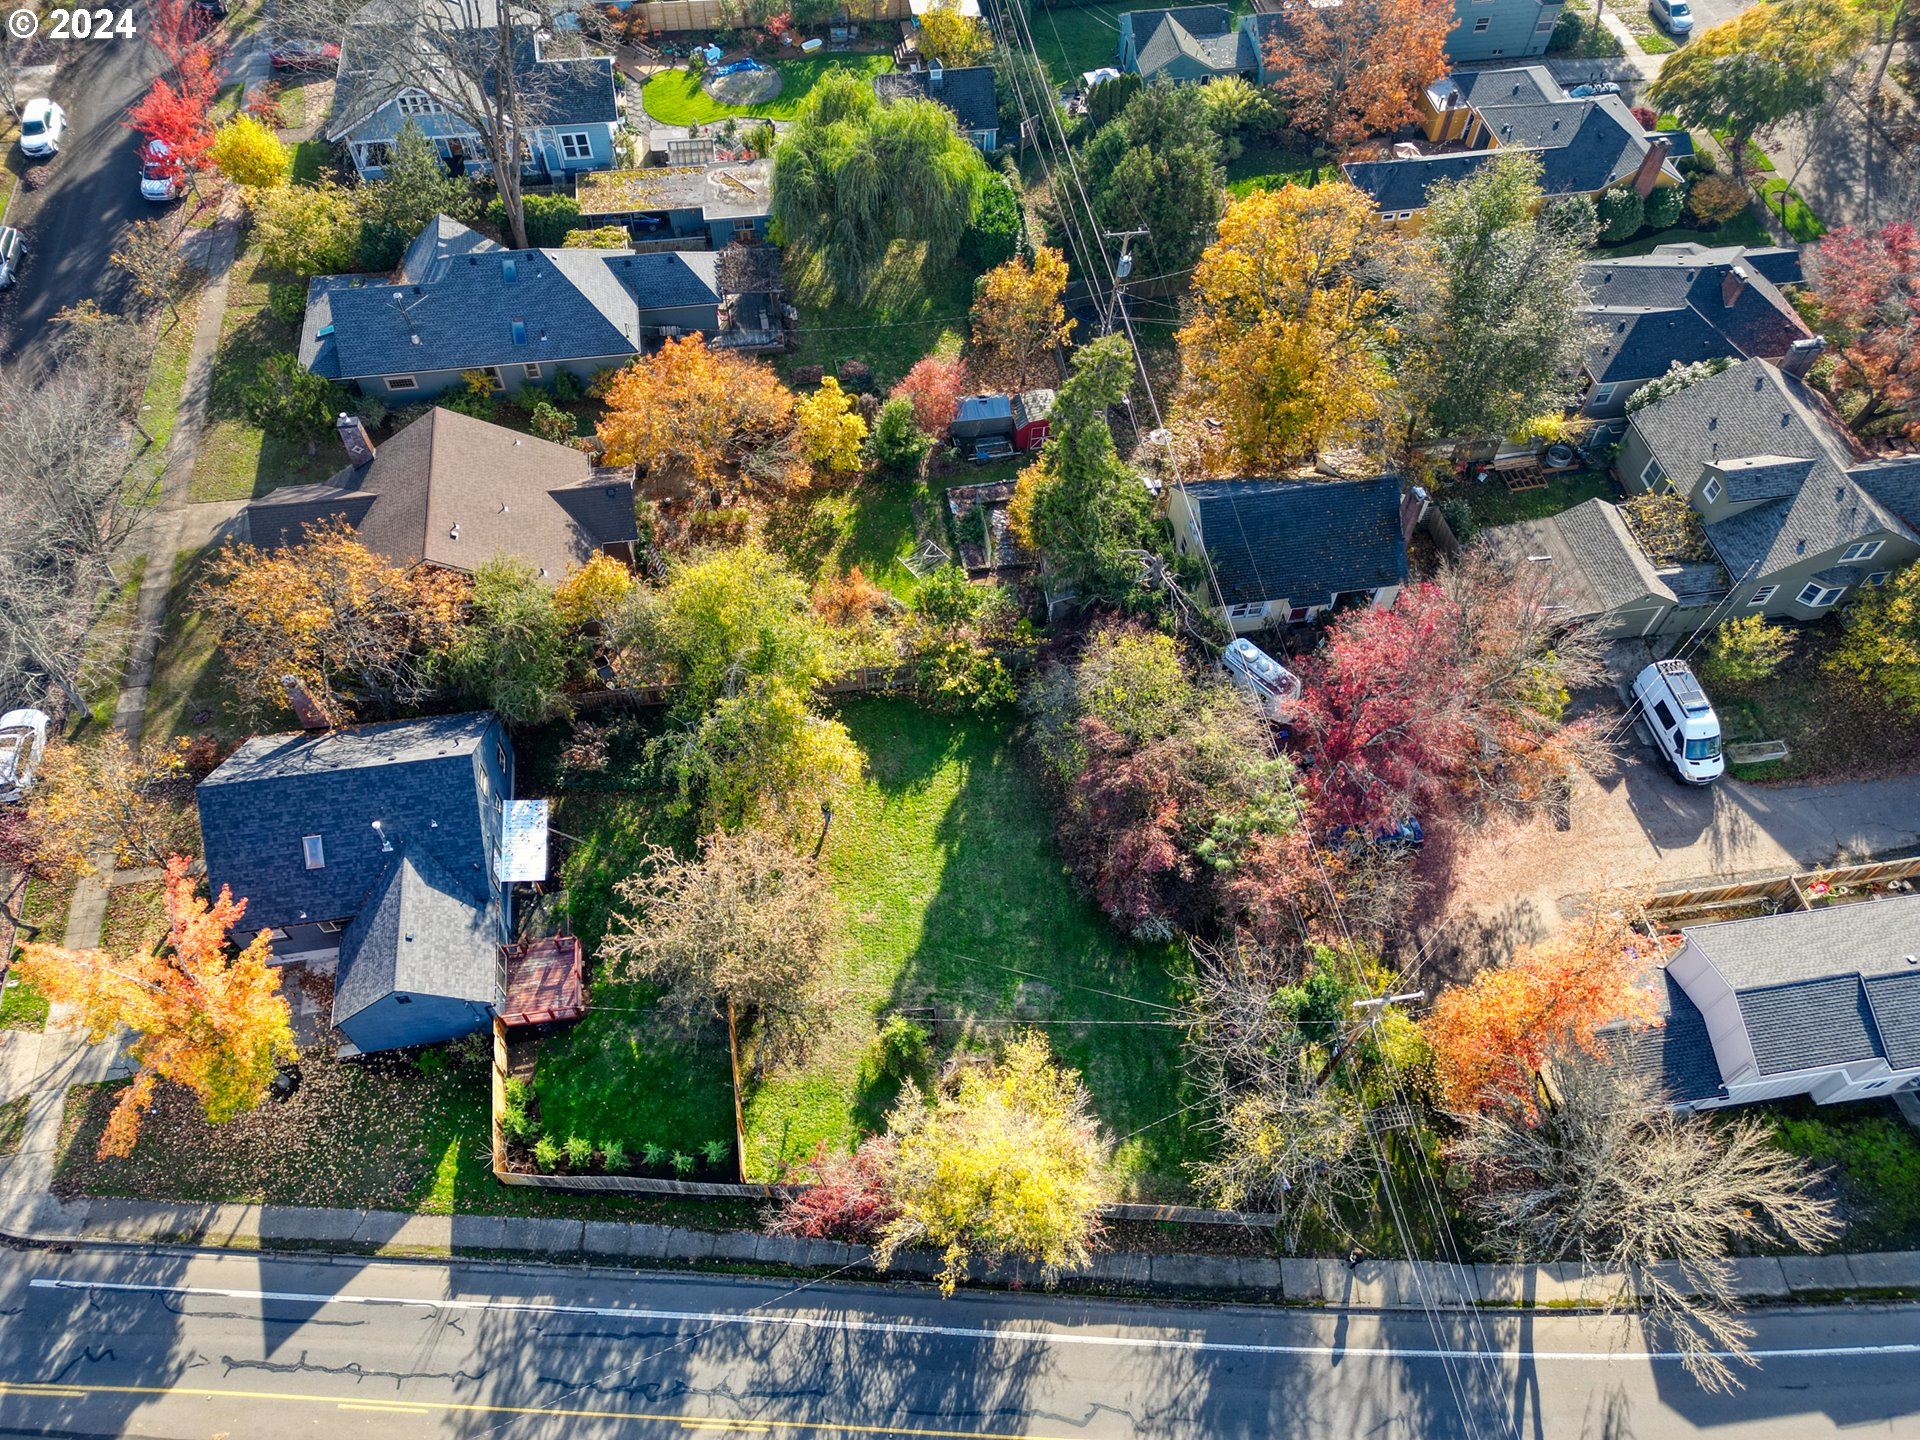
[
  {"left": 640, "top": 54, "right": 892, "bottom": 124},
  {"left": 1714, "top": 623, "right": 1920, "bottom": 783},
  {"left": 780, "top": 241, "right": 975, "bottom": 392},
  {"left": 1442, "top": 467, "right": 1619, "bottom": 534}
]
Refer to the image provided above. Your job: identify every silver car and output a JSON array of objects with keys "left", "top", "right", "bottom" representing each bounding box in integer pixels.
[
  {"left": 0, "top": 708, "right": 51, "bottom": 803},
  {"left": 0, "top": 226, "right": 21, "bottom": 290}
]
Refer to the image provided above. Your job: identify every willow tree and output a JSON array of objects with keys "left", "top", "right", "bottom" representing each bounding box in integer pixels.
[{"left": 770, "top": 70, "right": 989, "bottom": 298}]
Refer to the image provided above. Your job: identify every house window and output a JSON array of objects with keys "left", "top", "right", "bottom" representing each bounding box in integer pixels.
[
  {"left": 1798, "top": 581, "right": 1845, "bottom": 608},
  {"left": 1867, "top": 571, "right": 1891, "bottom": 587},
  {"left": 1534, "top": 11, "right": 1556, "bottom": 27},
  {"left": 302, "top": 834, "right": 325, "bottom": 870},
  {"left": 1700, "top": 476, "right": 1722, "bottom": 505},
  {"left": 558, "top": 131, "right": 593, "bottom": 160},
  {"left": 317, "top": 919, "right": 345, "bottom": 934},
  {"left": 1589, "top": 384, "right": 1615, "bottom": 408},
  {"left": 1748, "top": 586, "right": 1777, "bottom": 606},
  {"left": 1226, "top": 601, "right": 1265, "bottom": 619},
  {"left": 396, "top": 91, "right": 442, "bottom": 117},
  {"left": 1473, "top": 14, "right": 1491, "bottom": 29},
  {"left": 485, "top": 366, "right": 505, "bottom": 392},
  {"left": 1640, "top": 458, "right": 1665, "bottom": 488},
  {"left": 523, "top": 362, "right": 542, "bottom": 381},
  {"left": 385, "top": 375, "right": 418, "bottom": 392},
  {"left": 1841, "top": 540, "right": 1884, "bottom": 562},
  {"left": 1288, "top": 605, "right": 1314, "bottom": 623},
  {"left": 359, "top": 142, "right": 391, "bottom": 168},
  {"left": 1394, "top": 210, "right": 1415, "bottom": 221}
]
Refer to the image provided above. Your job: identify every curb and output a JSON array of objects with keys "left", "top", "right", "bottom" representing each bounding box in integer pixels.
[{"left": 8, "top": 1199, "right": 1919, "bottom": 1312}]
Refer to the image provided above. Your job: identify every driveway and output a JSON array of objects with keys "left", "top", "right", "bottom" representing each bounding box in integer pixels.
[{"left": 0, "top": 30, "right": 161, "bottom": 377}]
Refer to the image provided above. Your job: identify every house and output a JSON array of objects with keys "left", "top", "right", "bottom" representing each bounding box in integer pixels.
[
  {"left": 1168, "top": 474, "right": 1408, "bottom": 632},
  {"left": 1479, "top": 497, "right": 1681, "bottom": 638},
  {"left": 874, "top": 64, "right": 1000, "bottom": 151},
  {"left": 197, "top": 713, "right": 582, "bottom": 1055},
  {"left": 574, "top": 158, "right": 773, "bottom": 248},
  {"left": 1617, "top": 357, "right": 1920, "bottom": 623},
  {"left": 1116, "top": 6, "right": 1255, "bottom": 84},
  {"left": 1607, "top": 895, "right": 1920, "bottom": 1112},
  {"left": 299, "top": 216, "right": 725, "bottom": 401},
  {"left": 1581, "top": 243, "right": 1814, "bottom": 426},
  {"left": 241, "top": 407, "right": 638, "bottom": 578},
  {"left": 327, "top": 5, "right": 620, "bottom": 182},
  {"left": 1433, "top": 0, "right": 1562, "bottom": 61},
  {"left": 1342, "top": 66, "right": 1683, "bottom": 224}
]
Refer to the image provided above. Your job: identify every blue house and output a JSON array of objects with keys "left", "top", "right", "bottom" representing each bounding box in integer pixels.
[
  {"left": 327, "top": 17, "right": 621, "bottom": 183},
  {"left": 197, "top": 712, "right": 577, "bottom": 1055}
]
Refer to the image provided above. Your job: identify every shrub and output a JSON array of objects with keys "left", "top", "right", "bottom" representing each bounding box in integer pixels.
[
  {"left": 602, "top": 1137, "right": 629, "bottom": 1173},
  {"left": 1687, "top": 172, "right": 1749, "bottom": 225},
  {"left": 528, "top": 400, "right": 576, "bottom": 444},
  {"left": 564, "top": 1134, "right": 595, "bottom": 1170},
  {"left": 960, "top": 173, "right": 1021, "bottom": 271},
  {"left": 547, "top": 368, "right": 587, "bottom": 403},
  {"left": 702, "top": 1138, "right": 732, "bottom": 1168},
  {"left": 354, "top": 392, "right": 389, "bottom": 431},
  {"left": 489, "top": 193, "right": 581, "bottom": 247},
  {"left": 1631, "top": 104, "right": 1659, "bottom": 128},
  {"left": 500, "top": 1103, "right": 538, "bottom": 1147},
  {"left": 533, "top": 1134, "right": 562, "bottom": 1172},
  {"left": 1701, "top": 614, "right": 1793, "bottom": 686},
  {"left": 1595, "top": 185, "right": 1645, "bottom": 242},
  {"left": 1438, "top": 495, "right": 1477, "bottom": 544},
  {"left": 268, "top": 282, "right": 308, "bottom": 328},
  {"left": 1643, "top": 184, "right": 1685, "bottom": 230},
  {"left": 563, "top": 225, "right": 631, "bottom": 248},
  {"left": 642, "top": 1141, "right": 670, "bottom": 1170},
  {"left": 243, "top": 353, "right": 345, "bottom": 438},
  {"left": 874, "top": 1015, "right": 932, "bottom": 1080},
  {"left": 503, "top": 1076, "right": 534, "bottom": 1109},
  {"left": 670, "top": 1150, "right": 696, "bottom": 1177},
  {"left": 439, "top": 387, "right": 499, "bottom": 422},
  {"left": 413, "top": 1047, "right": 449, "bottom": 1077},
  {"left": 868, "top": 395, "right": 933, "bottom": 472},
  {"left": 769, "top": 1138, "right": 900, "bottom": 1241}
]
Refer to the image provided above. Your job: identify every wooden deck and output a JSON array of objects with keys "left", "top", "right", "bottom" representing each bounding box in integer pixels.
[{"left": 499, "top": 936, "right": 587, "bottom": 1029}]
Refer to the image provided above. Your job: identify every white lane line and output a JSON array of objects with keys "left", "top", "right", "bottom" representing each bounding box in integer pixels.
[{"left": 30, "top": 1277, "right": 1920, "bottom": 1366}]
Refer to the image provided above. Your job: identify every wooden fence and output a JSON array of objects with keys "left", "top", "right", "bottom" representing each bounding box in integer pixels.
[
  {"left": 1648, "top": 855, "right": 1920, "bottom": 923},
  {"left": 613, "top": 0, "right": 910, "bottom": 33}
]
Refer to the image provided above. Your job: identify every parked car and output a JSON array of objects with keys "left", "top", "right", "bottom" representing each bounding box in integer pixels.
[
  {"left": 140, "top": 139, "right": 184, "bottom": 202},
  {"left": 1632, "top": 659, "right": 1724, "bottom": 785},
  {"left": 192, "top": 0, "right": 229, "bottom": 19},
  {"left": 18, "top": 98, "right": 66, "bottom": 158},
  {"left": 0, "top": 709, "right": 51, "bottom": 804},
  {"left": 1220, "top": 637, "right": 1302, "bottom": 722},
  {"left": 269, "top": 39, "right": 341, "bottom": 71},
  {"left": 0, "top": 226, "right": 23, "bottom": 290},
  {"left": 1650, "top": 0, "right": 1694, "bottom": 33},
  {"left": 1567, "top": 81, "right": 1622, "bottom": 99},
  {"left": 1330, "top": 816, "right": 1427, "bottom": 855}
]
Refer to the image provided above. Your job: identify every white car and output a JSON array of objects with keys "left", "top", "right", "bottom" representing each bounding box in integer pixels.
[
  {"left": 18, "top": 98, "right": 66, "bottom": 159},
  {"left": 1631, "top": 660, "right": 1723, "bottom": 785},
  {"left": 140, "top": 139, "right": 185, "bottom": 201},
  {"left": 1651, "top": 0, "right": 1694, "bottom": 33},
  {"left": 0, "top": 709, "right": 51, "bottom": 804},
  {"left": 0, "top": 226, "right": 22, "bottom": 290}
]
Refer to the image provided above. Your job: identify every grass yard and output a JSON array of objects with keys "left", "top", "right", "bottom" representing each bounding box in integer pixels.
[
  {"left": 766, "top": 477, "right": 936, "bottom": 600},
  {"left": 781, "top": 240, "right": 974, "bottom": 392},
  {"left": 0, "top": 976, "right": 50, "bottom": 1032},
  {"left": 641, "top": 54, "right": 892, "bottom": 124},
  {"left": 1766, "top": 1101, "right": 1920, "bottom": 1251},
  {"left": 1593, "top": 209, "right": 1771, "bottom": 257},
  {"left": 1026, "top": 0, "right": 1129, "bottom": 84},
  {"left": 130, "top": 299, "right": 203, "bottom": 498},
  {"left": 738, "top": 699, "right": 1198, "bottom": 1197},
  {"left": 1712, "top": 130, "right": 1775, "bottom": 173},
  {"left": 1546, "top": 0, "right": 1627, "bottom": 58},
  {"left": 1715, "top": 622, "right": 1920, "bottom": 783},
  {"left": 0, "top": 1094, "right": 28, "bottom": 1158},
  {"left": 1759, "top": 178, "right": 1827, "bottom": 242},
  {"left": 288, "top": 139, "right": 330, "bottom": 185},
  {"left": 144, "top": 546, "right": 249, "bottom": 746},
  {"left": 1446, "top": 468, "right": 1617, "bottom": 532},
  {"left": 75, "top": 558, "right": 146, "bottom": 731},
  {"left": 1225, "top": 140, "right": 1320, "bottom": 198}
]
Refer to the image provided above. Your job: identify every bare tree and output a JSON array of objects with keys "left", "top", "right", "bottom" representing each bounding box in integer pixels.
[
  {"left": 110, "top": 219, "right": 192, "bottom": 323},
  {"left": 51, "top": 302, "right": 160, "bottom": 439},
  {"left": 288, "top": 0, "right": 583, "bottom": 249},
  {"left": 1450, "top": 1048, "right": 1842, "bottom": 1393}
]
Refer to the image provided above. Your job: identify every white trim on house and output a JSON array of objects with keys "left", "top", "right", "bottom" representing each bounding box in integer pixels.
[
  {"left": 1700, "top": 475, "right": 1722, "bottom": 505},
  {"left": 558, "top": 130, "right": 593, "bottom": 160},
  {"left": 1841, "top": 539, "right": 1884, "bottom": 562},
  {"left": 1748, "top": 585, "right": 1777, "bottom": 606},
  {"left": 1589, "top": 383, "right": 1615, "bottom": 408},
  {"left": 1640, "top": 458, "right": 1665, "bottom": 488},
  {"left": 1798, "top": 581, "right": 1845, "bottom": 608},
  {"left": 1867, "top": 571, "right": 1891, "bottom": 586}
]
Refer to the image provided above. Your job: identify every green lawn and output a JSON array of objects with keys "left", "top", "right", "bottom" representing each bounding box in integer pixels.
[
  {"left": 76, "top": 558, "right": 146, "bottom": 731},
  {"left": 288, "top": 138, "right": 330, "bottom": 185},
  {"left": 1026, "top": 0, "right": 1128, "bottom": 84},
  {"left": 766, "top": 477, "right": 936, "bottom": 600},
  {"left": 1225, "top": 140, "right": 1320, "bottom": 198},
  {"left": 130, "top": 300, "right": 203, "bottom": 499},
  {"left": 1593, "top": 210, "right": 1771, "bottom": 257},
  {"left": 1448, "top": 468, "right": 1618, "bottom": 532},
  {"left": 1759, "top": 178, "right": 1827, "bottom": 242},
  {"left": 0, "top": 1094, "right": 28, "bottom": 1158},
  {"left": 0, "top": 977, "right": 50, "bottom": 1033},
  {"left": 1766, "top": 1101, "right": 1920, "bottom": 1251},
  {"left": 781, "top": 240, "right": 974, "bottom": 392},
  {"left": 738, "top": 699, "right": 1197, "bottom": 1196},
  {"left": 640, "top": 54, "right": 893, "bottom": 124},
  {"left": 1716, "top": 622, "right": 1920, "bottom": 783},
  {"left": 144, "top": 547, "right": 249, "bottom": 746}
]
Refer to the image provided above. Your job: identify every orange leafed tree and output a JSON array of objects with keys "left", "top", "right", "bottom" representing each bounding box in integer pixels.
[
  {"left": 14, "top": 856, "right": 298, "bottom": 1158},
  {"left": 1423, "top": 895, "right": 1666, "bottom": 1114},
  {"left": 1261, "top": 0, "right": 1455, "bottom": 155},
  {"left": 970, "top": 247, "right": 1071, "bottom": 390},
  {"left": 595, "top": 334, "right": 795, "bottom": 483}
]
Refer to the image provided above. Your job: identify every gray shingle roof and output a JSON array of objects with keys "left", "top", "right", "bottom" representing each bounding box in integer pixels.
[
  {"left": 1185, "top": 475, "right": 1407, "bottom": 608},
  {"left": 299, "top": 220, "right": 720, "bottom": 380},
  {"left": 1865, "top": 973, "right": 1920, "bottom": 1071},
  {"left": 243, "top": 407, "right": 637, "bottom": 578},
  {"left": 399, "top": 215, "right": 503, "bottom": 285},
  {"left": 1854, "top": 456, "right": 1920, "bottom": 531},
  {"left": 1341, "top": 152, "right": 1493, "bottom": 213},
  {"left": 1603, "top": 970, "right": 1726, "bottom": 1106},
  {"left": 1479, "top": 498, "right": 1677, "bottom": 622},
  {"left": 197, "top": 713, "right": 501, "bottom": 937},
  {"left": 1127, "top": 5, "right": 1249, "bottom": 75},
  {"left": 873, "top": 65, "right": 998, "bottom": 135},
  {"left": 333, "top": 847, "right": 496, "bottom": 1026},
  {"left": 1583, "top": 247, "right": 1811, "bottom": 385},
  {"left": 1741, "top": 975, "right": 1887, "bottom": 1074}
]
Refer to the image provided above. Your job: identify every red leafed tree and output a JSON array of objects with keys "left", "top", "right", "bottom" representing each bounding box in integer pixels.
[
  {"left": 890, "top": 354, "right": 971, "bottom": 438},
  {"left": 1293, "top": 550, "right": 1605, "bottom": 833},
  {"left": 147, "top": 0, "right": 223, "bottom": 82},
  {"left": 768, "top": 1137, "right": 899, "bottom": 1240},
  {"left": 1260, "top": 0, "right": 1456, "bottom": 156},
  {"left": 1807, "top": 216, "right": 1920, "bottom": 438},
  {"left": 125, "top": 49, "right": 219, "bottom": 185},
  {"left": 1422, "top": 894, "right": 1667, "bottom": 1113}
]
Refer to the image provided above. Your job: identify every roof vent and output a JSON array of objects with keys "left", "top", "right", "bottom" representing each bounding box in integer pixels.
[
  {"left": 1835, "top": 486, "right": 1844, "bottom": 501},
  {"left": 1708, "top": 417, "right": 1716, "bottom": 430},
  {"left": 500, "top": 502, "right": 510, "bottom": 513},
  {"left": 1797, "top": 537, "right": 1807, "bottom": 553},
  {"left": 1906, "top": 955, "right": 1918, "bottom": 965}
]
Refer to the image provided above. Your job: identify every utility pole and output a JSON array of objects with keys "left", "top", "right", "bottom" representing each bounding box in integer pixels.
[
  {"left": 1100, "top": 228, "right": 1148, "bottom": 337},
  {"left": 1313, "top": 989, "right": 1427, "bottom": 1089}
]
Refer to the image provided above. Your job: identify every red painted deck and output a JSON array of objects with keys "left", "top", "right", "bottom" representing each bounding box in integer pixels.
[{"left": 499, "top": 935, "right": 587, "bottom": 1028}]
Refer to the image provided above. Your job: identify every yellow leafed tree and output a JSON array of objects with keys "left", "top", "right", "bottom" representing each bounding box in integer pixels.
[
  {"left": 208, "top": 114, "right": 290, "bottom": 189},
  {"left": 1176, "top": 183, "right": 1396, "bottom": 474},
  {"left": 918, "top": 0, "right": 992, "bottom": 64},
  {"left": 552, "top": 552, "right": 637, "bottom": 629},
  {"left": 25, "top": 732, "right": 189, "bottom": 879},
  {"left": 970, "top": 246, "right": 1071, "bottom": 390},
  {"left": 14, "top": 856, "right": 298, "bottom": 1158},
  {"left": 793, "top": 376, "right": 868, "bottom": 475},
  {"left": 595, "top": 334, "right": 795, "bottom": 483}
]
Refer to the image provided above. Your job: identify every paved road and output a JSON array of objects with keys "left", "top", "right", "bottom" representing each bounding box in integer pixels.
[
  {"left": 0, "top": 28, "right": 159, "bottom": 377},
  {"left": 2, "top": 1247, "right": 1918, "bottom": 1438}
]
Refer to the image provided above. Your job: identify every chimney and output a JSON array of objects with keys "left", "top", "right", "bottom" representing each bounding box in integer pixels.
[
  {"left": 1721, "top": 263, "right": 1749, "bottom": 308},
  {"left": 1781, "top": 335, "right": 1826, "bottom": 379},
  {"left": 280, "top": 675, "right": 332, "bottom": 731},
  {"left": 336, "top": 411, "right": 376, "bottom": 468},
  {"left": 1632, "top": 137, "right": 1671, "bottom": 199}
]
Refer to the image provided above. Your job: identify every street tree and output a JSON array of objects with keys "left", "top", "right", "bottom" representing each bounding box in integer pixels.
[
  {"left": 595, "top": 335, "right": 795, "bottom": 485},
  {"left": 1806, "top": 215, "right": 1920, "bottom": 437},
  {"left": 209, "top": 114, "right": 291, "bottom": 189},
  {"left": 599, "top": 828, "right": 839, "bottom": 1071},
  {"left": 1258, "top": 0, "right": 1455, "bottom": 157},
  {"left": 1177, "top": 183, "right": 1396, "bottom": 474},
  {"left": 125, "top": 48, "right": 218, "bottom": 193},
  {"left": 23, "top": 733, "right": 188, "bottom": 879},
  {"left": 13, "top": 855, "right": 298, "bottom": 1159},
  {"left": 110, "top": 218, "right": 193, "bottom": 322},
  {"left": 875, "top": 1030, "right": 1111, "bottom": 1293},
  {"left": 1083, "top": 81, "right": 1225, "bottom": 281},
  {"left": 1452, "top": 1047, "right": 1841, "bottom": 1391},
  {"left": 970, "top": 246, "right": 1071, "bottom": 391}
]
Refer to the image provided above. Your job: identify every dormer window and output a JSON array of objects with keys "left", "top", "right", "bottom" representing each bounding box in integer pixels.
[
  {"left": 396, "top": 91, "right": 443, "bottom": 117},
  {"left": 303, "top": 834, "right": 325, "bottom": 869},
  {"left": 1841, "top": 540, "right": 1883, "bottom": 562},
  {"left": 1700, "top": 476, "right": 1721, "bottom": 505}
]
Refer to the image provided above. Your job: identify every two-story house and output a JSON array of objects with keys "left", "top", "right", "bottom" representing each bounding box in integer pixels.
[
  {"left": 1342, "top": 66, "right": 1683, "bottom": 225},
  {"left": 327, "top": 7, "right": 620, "bottom": 183}
]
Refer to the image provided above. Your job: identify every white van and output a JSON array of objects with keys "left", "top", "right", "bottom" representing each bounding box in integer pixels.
[
  {"left": 1220, "top": 637, "right": 1302, "bottom": 722},
  {"left": 1632, "top": 659, "right": 1723, "bottom": 784}
]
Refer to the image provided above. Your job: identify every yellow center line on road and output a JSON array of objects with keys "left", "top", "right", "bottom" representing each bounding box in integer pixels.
[{"left": 0, "top": 1378, "right": 1079, "bottom": 1439}]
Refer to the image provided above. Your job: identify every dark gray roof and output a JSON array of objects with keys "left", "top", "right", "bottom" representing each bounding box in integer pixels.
[
  {"left": 1341, "top": 152, "right": 1491, "bottom": 212},
  {"left": 298, "top": 223, "right": 720, "bottom": 380},
  {"left": 1629, "top": 360, "right": 1917, "bottom": 582},
  {"left": 399, "top": 216, "right": 504, "bottom": 285},
  {"left": 1185, "top": 475, "right": 1407, "bottom": 608},
  {"left": 1479, "top": 498, "right": 1677, "bottom": 622},
  {"left": 331, "top": 23, "right": 615, "bottom": 142},
  {"left": 1604, "top": 970, "right": 1726, "bottom": 1106},
  {"left": 197, "top": 713, "right": 501, "bottom": 936},
  {"left": 1583, "top": 247, "right": 1811, "bottom": 385},
  {"left": 1451, "top": 64, "right": 1560, "bottom": 107},
  {"left": 1741, "top": 975, "right": 1886, "bottom": 1074},
  {"left": 333, "top": 847, "right": 496, "bottom": 1026},
  {"left": 1648, "top": 240, "right": 1802, "bottom": 287},
  {"left": 873, "top": 65, "right": 998, "bottom": 136},
  {"left": 1865, "top": 973, "right": 1920, "bottom": 1071},
  {"left": 1123, "top": 5, "right": 1243, "bottom": 73},
  {"left": 243, "top": 407, "right": 636, "bottom": 578},
  {"left": 1854, "top": 456, "right": 1920, "bottom": 531}
]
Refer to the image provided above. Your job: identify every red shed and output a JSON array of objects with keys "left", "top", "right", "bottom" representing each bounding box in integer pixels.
[{"left": 1012, "top": 389, "right": 1056, "bottom": 451}]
